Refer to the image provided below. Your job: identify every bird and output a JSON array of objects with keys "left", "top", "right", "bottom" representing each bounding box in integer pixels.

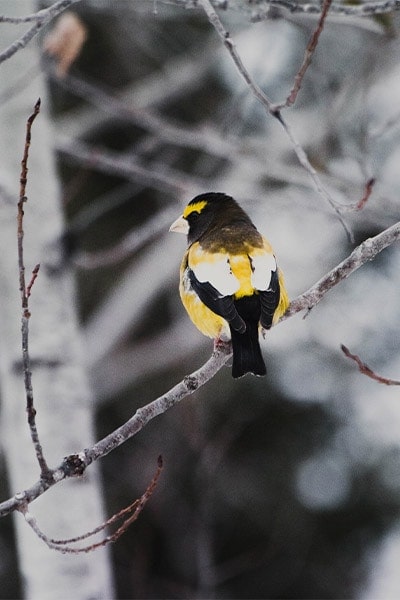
[{"left": 170, "top": 192, "right": 289, "bottom": 378}]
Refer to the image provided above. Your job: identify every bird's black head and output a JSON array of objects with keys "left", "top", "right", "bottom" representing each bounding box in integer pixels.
[{"left": 182, "top": 192, "right": 251, "bottom": 244}]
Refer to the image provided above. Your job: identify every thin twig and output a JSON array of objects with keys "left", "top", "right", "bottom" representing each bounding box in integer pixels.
[
  {"left": 198, "top": 0, "right": 274, "bottom": 112},
  {"left": 26, "top": 264, "right": 41, "bottom": 298},
  {"left": 281, "top": 0, "right": 333, "bottom": 108},
  {"left": 257, "top": 0, "right": 400, "bottom": 18},
  {"left": 355, "top": 177, "right": 376, "bottom": 210},
  {"left": 20, "top": 456, "right": 163, "bottom": 553},
  {"left": 73, "top": 207, "right": 177, "bottom": 269},
  {"left": 47, "top": 68, "right": 234, "bottom": 159},
  {"left": 341, "top": 344, "right": 400, "bottom": 385},
  {"left": 57, "top": 137, "right": 202, "bottom": 197},
  {"left": 0, "top": 0, "right": 80, "bottom": 24},
  {"left": 18, "top": 99, "right": 41, "bottom": 305},
  {"left": 18, "top": 99, "right": 50, "bottom": 479},
  {"left": 340, "top": 177, "right": 376, "bottom": 212},
  {"left": 276, "top": 115, "right": 354, "bottom": 241}
]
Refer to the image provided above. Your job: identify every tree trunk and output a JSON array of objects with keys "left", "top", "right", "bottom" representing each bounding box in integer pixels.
[{"left": 0, "top": 1, "right": 114, "bottom": 597}]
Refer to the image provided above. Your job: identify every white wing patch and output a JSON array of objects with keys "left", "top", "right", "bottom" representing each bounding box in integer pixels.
[
  {"left": 250, "top": 253, "right": 277, "bottom": 291},
  {"left": 191, "top": 256, "right": 240, "bottom": 296}
]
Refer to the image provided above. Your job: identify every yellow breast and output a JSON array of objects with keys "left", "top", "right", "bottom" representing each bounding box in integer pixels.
[
  {"left": 179, "top": 254, "right": 226, "bottom": 338},
  {"left": 179, "top": 285, "right": 226, "bottom": 338}
]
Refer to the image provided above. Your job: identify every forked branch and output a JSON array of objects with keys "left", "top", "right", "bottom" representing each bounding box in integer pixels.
[
  {"left": 19, "top": 456, "right": 163, "bottom": 554},
  {"left": 17, "top": 98, "right": 50, "bottom": 480},
  {"left": 198, "top": 0, "right": 354, "bottom": 241}
]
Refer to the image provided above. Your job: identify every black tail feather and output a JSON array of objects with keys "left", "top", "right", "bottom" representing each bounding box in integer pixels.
[{"left": 230, "top": 320, "right": 266, "bottom": 378}]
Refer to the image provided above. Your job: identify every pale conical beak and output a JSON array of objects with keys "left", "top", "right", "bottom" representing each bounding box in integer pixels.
[{"left": 169, "top": 215, "right": 189, "bottom": 234}]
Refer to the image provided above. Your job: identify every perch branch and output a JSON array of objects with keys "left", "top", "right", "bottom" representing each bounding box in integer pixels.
[
  {"left": 1, "top": 221, "right": 399, "bottom": 517},
  {"left": 0, "top": 342, "right": 232, "bottom": 517},
  {"left": 285, "top": 220, "right": 400, "bottom": 318}
]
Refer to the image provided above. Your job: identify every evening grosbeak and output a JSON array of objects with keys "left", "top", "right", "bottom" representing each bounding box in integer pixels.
[{"left": 170, "top": 193, "right": 289, "bottom": 378}]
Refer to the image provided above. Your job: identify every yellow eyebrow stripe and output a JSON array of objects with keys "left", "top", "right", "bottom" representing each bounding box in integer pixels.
[{"left": 183, "top": 200, "right": 208, "bottom": 218}]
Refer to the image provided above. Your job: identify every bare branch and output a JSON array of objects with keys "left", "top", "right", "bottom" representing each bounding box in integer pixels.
[
  {"left": 276, "top": 116, "right": 354, "bottom": 241},
  {"left": 0, "top": 1, "right": 81, "bottom": 24},
  {"left": 198, "top": 0, "right": 353, "bottom": 241},
  {"left": 164, "top": 0, "right": 400, "bottom": 19},
  {"left": 285, "top": 220, "right": 400, "bottom": 318},
  {"left": 198, "top": 0, "right": 275, "bottom": 112},
  {"left": 20, "top": 456, "right": 163, "bottom": 553},
  {"left": 357, "top": 178, "right": 376, "bottom": 210},
  {"left": 57, "top": 137, "right": 202, "bottom": 197},
  {"left": 261, "top": 0, "right": 400, "bottom": 18},
  {"left": 26, "top": 263, "right": 40, "bottom": 298},
  {"left": 0, "top": 342, "right": 232, "bottom": 518},
  {"left": 341, "top": 177, "right": 376, "bottom": 212},
  {"left": 18, "top": 99, "right": 40, "bottom": 310},
  {"left": 281, "top": 0, "right": 333, "bottom": 108},
  {"left": 73, "top": 206, "right": 177, "bottom": 270},
  {"left": 341, "top": 344, "right": 400, "bottom": 386},
  {"left": 47, "top": 68, "right": 235, "bottom": 159},
  {"left": 1, "top": 220, "right": 399, "bottom": 518},
  {"left": 0, "top": 1, "right": 82, "bottom": 65},
  {"left": 17, "top": 99, "right": 50, "bottom": 479}
]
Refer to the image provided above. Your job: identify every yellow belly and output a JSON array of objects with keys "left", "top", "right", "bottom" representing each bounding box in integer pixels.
[{"left": 180, "top": 285, "right": 226, "bottom": 338}]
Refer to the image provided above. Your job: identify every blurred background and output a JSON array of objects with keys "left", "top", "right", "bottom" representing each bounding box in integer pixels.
[{"left": 1, "top": 0, "right": 400, "bottom": 598}]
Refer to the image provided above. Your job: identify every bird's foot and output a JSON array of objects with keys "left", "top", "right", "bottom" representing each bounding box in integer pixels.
[{"left": 213, "top": 337, "right": 232, "bottom": 355}]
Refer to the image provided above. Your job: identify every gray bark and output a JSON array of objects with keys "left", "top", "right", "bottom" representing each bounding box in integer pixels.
[{"left": 0, "top": 1, "right": 114, "bottom": 597}]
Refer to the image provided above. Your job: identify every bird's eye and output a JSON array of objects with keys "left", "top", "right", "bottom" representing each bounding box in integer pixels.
[{"left": 189, "top": 211, "right": 200, "bottom": 221}]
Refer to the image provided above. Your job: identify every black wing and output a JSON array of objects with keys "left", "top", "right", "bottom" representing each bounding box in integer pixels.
[
  {"left": 259, "top": 268, "right": 280, "bottom": 330},
  {"left": 188, "top": 268, "right": 246, "bottom": 333}
]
